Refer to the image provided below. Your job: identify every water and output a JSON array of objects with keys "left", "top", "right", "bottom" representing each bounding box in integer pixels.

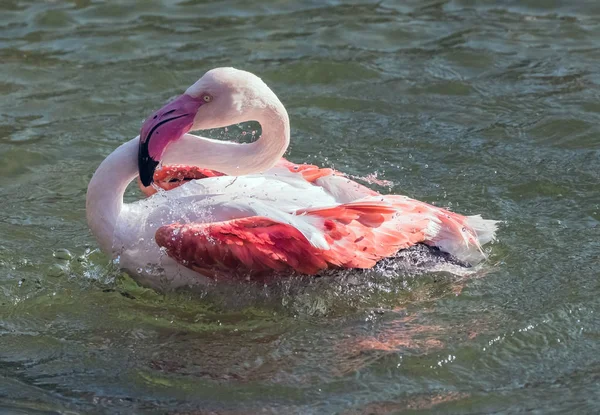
[{"left": 1, "top": 0, "right": 599, "bottom": 413}]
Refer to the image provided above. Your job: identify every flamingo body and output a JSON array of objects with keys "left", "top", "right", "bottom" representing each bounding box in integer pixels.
[{"left": 134, "top": 162, "right": 494, "bottom": 282}]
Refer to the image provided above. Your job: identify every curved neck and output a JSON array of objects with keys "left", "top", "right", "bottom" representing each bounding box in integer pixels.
[
  {"left": 163, "top": 101, "right": 290, "bottom": 175},
  {"left": 86, "top": 98, "right": 290, "bottom": 253},
  {"left": 86, "top": 138, "right": 138, "bottom": 254}
]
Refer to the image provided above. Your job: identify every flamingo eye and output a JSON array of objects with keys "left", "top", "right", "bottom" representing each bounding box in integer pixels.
[{"left": 201, "top": 94, "right": 213, "bottom": 103}]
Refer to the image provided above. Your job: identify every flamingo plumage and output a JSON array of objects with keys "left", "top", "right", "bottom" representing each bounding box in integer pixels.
[{"left": 86, "top": 67, "right": 498, "bottom": 290}]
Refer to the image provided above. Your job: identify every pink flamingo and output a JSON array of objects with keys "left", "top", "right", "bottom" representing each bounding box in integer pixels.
[{"left": 86, "top": 68, "right": 498, "bottom": 290}]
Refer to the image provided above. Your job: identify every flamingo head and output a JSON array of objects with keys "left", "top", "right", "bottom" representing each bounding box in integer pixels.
[{"left": 138, "top": 67, "right": 263, "bottom": 186}]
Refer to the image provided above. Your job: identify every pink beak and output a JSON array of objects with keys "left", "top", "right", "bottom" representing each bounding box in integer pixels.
[{"left": 138, "top": 94, "right": 202, "bottom": 186}]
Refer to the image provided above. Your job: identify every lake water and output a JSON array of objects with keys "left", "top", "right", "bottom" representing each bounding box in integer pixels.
[{"left": 1, "top": 0, "right": 599, "bottom": 413}]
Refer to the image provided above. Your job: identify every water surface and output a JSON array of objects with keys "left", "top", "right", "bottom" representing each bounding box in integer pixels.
[{"left": 1, "top": 0, "right": 599, "bottom": 413}]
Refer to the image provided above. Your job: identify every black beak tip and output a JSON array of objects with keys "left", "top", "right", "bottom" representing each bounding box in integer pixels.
[
  {"left": 138, "top": 142, "right": 159, "bottom": 187},
  {"left": 139, "top": 159, "right": 158, "bottom": 187}
]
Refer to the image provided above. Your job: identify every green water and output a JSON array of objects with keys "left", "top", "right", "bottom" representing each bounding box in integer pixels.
[{"left": 1, "top": 0, "right": 599, "bottom": 413}]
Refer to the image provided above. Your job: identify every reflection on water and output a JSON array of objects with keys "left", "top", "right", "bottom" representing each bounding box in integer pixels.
[{"left": 1, "top": 0, "right": 599, "bottom": 413}]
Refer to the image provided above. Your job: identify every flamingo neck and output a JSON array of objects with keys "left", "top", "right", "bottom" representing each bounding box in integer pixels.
[
  {"left": 86, "top": 92, "right": 290, "bottom": 253},
  {"left": 86, "top": 137, "right": 138, "bottom": 255},
  {"left": 162, "top": 100, "right": 290, "bottom": 175}
]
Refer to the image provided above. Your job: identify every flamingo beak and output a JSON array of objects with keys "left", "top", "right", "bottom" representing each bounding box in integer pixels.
[{"left": 138, "top": 94, "right": 202, "bottom": 186}]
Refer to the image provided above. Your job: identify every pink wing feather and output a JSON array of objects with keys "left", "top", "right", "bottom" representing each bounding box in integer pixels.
[{"left": 154, "top": 196, "right": 488, "bottom": 282}]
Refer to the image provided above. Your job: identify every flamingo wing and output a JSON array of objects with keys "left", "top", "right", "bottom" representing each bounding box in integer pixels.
[{"left": 153, "top": 195, "right": 496, "bottom": 282}]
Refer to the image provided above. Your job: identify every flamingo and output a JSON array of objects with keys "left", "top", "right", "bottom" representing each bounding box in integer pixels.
[{"left": 86, "top": 67, "right": 498, "bottom": 291}]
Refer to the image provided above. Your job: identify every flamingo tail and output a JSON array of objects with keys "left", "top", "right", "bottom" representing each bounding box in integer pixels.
[{"left": 426, "top": 208, "right": 499, "bottom": 264}]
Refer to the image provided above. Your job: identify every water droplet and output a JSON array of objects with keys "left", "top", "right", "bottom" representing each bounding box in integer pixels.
[
  {"left": 48, "top": 264, "right": 66, "bottom": 278},
  {"left": 53, "top": 248, "right": 72, "bottom": 261}
]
